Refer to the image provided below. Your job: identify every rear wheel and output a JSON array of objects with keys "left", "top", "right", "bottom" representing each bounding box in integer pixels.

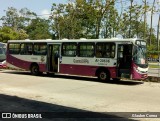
[
  {"left": 31, "top": 64, "right": 40, "bottom": 76},
  {"left": 98, "top": 70, "right": 110, "bottom": 81}
]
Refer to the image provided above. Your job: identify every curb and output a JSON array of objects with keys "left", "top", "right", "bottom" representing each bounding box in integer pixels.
[{"left": 144, "top": 76, "right": 160, "bottom": 83}]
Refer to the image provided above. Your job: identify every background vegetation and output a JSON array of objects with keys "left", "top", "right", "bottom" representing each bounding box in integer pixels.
[{"left": 0, "top": 0, "right": 159, "bottom": 52}]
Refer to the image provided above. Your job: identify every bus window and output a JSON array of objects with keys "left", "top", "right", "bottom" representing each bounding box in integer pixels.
[
  {"left": 96, "top": 42, "right": 115, "bottom": 58},
  {"left": 33, "top": 43, "right": 47, "bottom": 55},
  {"left": 0, "top": 48, "right": 3, "bottom": 54},
  {"left": 20, "top": 43, "right": 33, "bottom": 55},
  {"left": 78, "top": 43, "right": 95, "bottom": 57},
  {"left": 62, "top": 43, "right": 77, "bottom": 57},
  {"left": 9, "top": 43, "right": 20, "bottom": 54}
]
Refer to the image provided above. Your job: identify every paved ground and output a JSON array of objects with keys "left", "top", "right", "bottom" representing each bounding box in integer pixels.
[{"left": 0, "top": 70, "right": 160, "bottom": 121}]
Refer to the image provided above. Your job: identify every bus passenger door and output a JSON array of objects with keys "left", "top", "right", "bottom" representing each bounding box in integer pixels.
[
  {"left": 117, "top": 44, "right": 132, "bottom": 78},
  {"left": 47, "top": 44, "right": 61, "bottom": 73}
]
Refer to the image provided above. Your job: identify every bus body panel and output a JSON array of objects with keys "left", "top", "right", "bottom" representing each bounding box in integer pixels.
[
  {"left": 6, "top": 38, "right": 148, "bottom": 80},
  {"left": 7, "top": 54, "right": 46, "bottom": 72},
  {"left": 59, "top": 56, "right": 117, "bottom": 77},
  {"left": 59, "top": 64, "right": 117, "bottom": 78},
  {"left": 131, "top": 62, "right": 148, "bottom": 80}
]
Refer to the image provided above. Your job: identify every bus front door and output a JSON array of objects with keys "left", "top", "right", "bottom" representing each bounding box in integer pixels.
[
  {"left": 117, "top": 44, "right": 132, "bottom": 78},
  {"left": 47, "top": 44, "right": 61, "bottom": 73}
]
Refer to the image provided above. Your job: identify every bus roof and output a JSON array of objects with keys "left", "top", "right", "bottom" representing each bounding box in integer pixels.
[{"left": 8, "top": 38, "right": 145, "bottom": 44}]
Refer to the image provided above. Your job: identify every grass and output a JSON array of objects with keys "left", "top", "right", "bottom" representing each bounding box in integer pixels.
[{"left": 149, "top": 64, "right": 160, "bottom": 68}]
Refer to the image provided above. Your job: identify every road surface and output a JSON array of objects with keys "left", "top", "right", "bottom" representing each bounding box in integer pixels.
[{"left": 0, "top": 70, "right": 160, "bottom": 120}]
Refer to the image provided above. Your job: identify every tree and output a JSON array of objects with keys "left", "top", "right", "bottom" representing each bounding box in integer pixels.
[
  {"left": 149, "top": 0, "right": 156, "bottom": 46},
  {"left": 51, "top": 0, "right": 116, "bottom": 39},
  {"left": 1, "top": 7, "right": 36, "bottom": 31},
  {"left": 102, "top": 1, "right": 118, "bottom": 38},
  {"left": 51, "top": 3, "right": 66, "bottom": 39},
  {"left": 26, "top": 18, "right": 52, "bottom": 39},
  {"left": 0, "top": 26, "right": 28, "bottom": 42}
]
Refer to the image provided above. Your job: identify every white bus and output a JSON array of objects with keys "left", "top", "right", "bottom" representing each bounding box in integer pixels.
[
  {"left": 6, "top": 38, "right": 148, "bottom": 81},
  {"left": 0, "top": 42, "right": 6, "bottom": 68}
]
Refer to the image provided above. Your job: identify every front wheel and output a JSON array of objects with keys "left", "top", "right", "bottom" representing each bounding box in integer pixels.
[
  {"left": 31, "top": 64, "right": 40, "bottom": 76},
  {"left": 98, "top": 70, "right": 110, "bottom": 81}
]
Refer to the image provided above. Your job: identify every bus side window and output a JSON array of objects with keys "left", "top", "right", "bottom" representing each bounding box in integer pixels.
[
  {"left": 104, "top": 52, "right": 110, "bottom": 58},
  {"left": 34, "top": 43, "right": 47, "bottom": 55},
  {"left": 27, "top": 46, "right": 32, "bottom": 55},
  {"left": 96, "top": 51, "right": 102, "bottom": 57},
  {"left": 96, "top": 42, "right": 115, "bottom": 58},
  {"left": 62, "top": 43, "right": 77, "bottom": 57},
  {"left": 78, "top": 43, "right": 95, "bottom": 57},
  {"left": 0, "top": 48, "right": 3, "bottom": 54},
  {"left": 9, "top": 43, "right": 20, "bottom": 54},
  {"left": 20, "top": 43, "right": 33, "bottom": 55}
]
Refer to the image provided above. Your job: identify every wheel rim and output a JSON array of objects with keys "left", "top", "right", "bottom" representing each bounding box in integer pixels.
[
  {"left": 100, "top": 72, "right": 107, "bottom": 80},
  {"left": 32, "top": 65, "right": 38, "bottom": 74}
]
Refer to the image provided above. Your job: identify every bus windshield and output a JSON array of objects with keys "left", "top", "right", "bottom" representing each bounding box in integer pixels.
[
  {"left": 0, "top": 47, "right": 6, "bottom": 54},
  {"left": 133, "top": 45, "right": 147, "bottom": 67}
]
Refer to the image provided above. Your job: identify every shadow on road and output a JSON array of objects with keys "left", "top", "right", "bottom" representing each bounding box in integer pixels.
[
  {"left": 2, "top": 70, "right": 143, "bottom": 86},
  {"left": 0, "top": 94, "right": 138, "bottom": 121}
]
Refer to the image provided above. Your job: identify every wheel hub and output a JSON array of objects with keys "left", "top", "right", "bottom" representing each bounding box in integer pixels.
[{"left": 100, "top": 72, "right": 106, "bottom": 80}]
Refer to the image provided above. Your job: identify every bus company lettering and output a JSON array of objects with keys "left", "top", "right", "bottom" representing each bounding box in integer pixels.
[
  {"left": 73, "top": 59, "right": 89, "bottom": 64},
  {"left": 95, "top": 59, "right": 110, "bottom": 63}
]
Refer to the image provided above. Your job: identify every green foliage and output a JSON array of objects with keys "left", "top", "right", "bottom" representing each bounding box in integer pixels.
[
  {"left": 26, "top": 18, "right": 52, "bottom": 39},
  {"left": 18, "top": 29, "right": 28, "bottom": 40},
  {"left": 1, "top": 7, "right": 36, "bottom": 30},
  {"left": 0, "top": 1, "right": 158, "bottom": 52},
  {"left": 51, "top": 0, "right": 116, "bottom": 39},
  {"left": 0, "top": 26, "right": 28, "bottom": 42},
  {"left": 50, "top": 0, "right": 157, "bottom": 42},
  {"left": 0, "top": 7, "right": 51, "bottom": 41}
]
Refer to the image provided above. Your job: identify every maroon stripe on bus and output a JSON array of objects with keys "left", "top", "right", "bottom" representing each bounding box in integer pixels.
[
  {"left": 7, "top": 54, "right": 46, "bottom": 72},
  {"left": 59, "top": 64, "right": 117, "bottom": 78}
]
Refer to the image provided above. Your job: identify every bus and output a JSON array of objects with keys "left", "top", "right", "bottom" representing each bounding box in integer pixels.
[
  {"left": 0, "top": 42, "right": 6, "bottom": 68},
  {"left": 6, "top": 38, "right": 148, "bottom": 81}
]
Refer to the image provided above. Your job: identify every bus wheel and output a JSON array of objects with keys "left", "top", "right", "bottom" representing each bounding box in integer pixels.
[
  {"left": 31, "top": 64, "right": 40, "bottom": 76},
  {"left": 98, "top": 70, "right": 110, "bottom": 81}
]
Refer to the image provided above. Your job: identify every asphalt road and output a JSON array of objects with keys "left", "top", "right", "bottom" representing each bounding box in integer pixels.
[{"left": 0, "top": 70, "right": 160, "bottom": 120}]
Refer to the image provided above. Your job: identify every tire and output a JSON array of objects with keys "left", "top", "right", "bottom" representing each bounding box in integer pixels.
[
  {"left": 98, "top": 70, "right": 110, "bottom": 81},
  {"left": 31, "top": 64, "right": 40, "bottom": 76}
]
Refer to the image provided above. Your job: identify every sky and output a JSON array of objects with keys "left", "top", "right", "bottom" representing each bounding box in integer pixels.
[
  {"left": 0, "top": 0, "right": 159, "bottom": 34},
  {"left": 0, "top": 0, "right": 67, "bottom": 25}
]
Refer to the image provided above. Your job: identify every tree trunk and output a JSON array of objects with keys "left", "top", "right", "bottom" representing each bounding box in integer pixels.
[{"left": 149, "top": 0, "right": 156, "bottom": 45}]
